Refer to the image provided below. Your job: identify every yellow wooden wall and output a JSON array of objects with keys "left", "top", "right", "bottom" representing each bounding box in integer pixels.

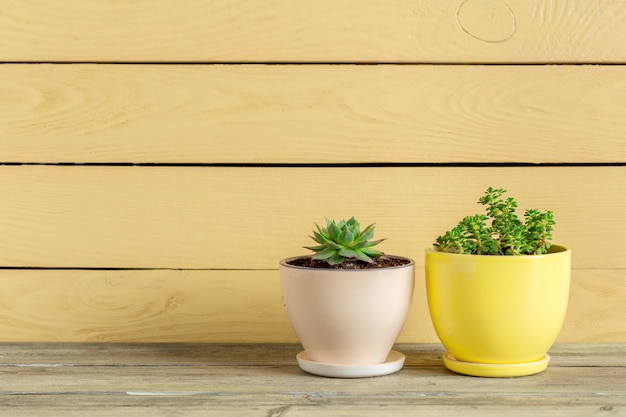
[{"left": 0, "top": 0, "right": 625, "bottom": 343}]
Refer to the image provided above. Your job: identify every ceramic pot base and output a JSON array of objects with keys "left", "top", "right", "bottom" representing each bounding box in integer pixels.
[
  {"left": 296, "top": 350, "right": 405, "bottom": 378},
  {"left": 443, "top": 352, "right": 550, "bottom": 377}
]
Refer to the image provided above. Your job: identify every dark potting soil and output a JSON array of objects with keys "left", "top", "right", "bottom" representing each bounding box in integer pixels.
[{"left": 286, "top": 255, "right": 411, "bottom": 269}]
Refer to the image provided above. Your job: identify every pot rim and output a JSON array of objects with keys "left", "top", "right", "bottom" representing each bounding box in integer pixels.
[
  {"left": 280, "top": 255, "right": 415, "bottom": 271},
  {"left": 425, "top": 244, "right": 570, "bottom": 258}
]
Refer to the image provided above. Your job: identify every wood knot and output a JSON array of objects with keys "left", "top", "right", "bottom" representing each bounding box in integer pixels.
[
  {"left": 165, "top": 292, "right": 184, "bottom": 311},
  {"left": 456, "top": 0, "right": 516, "bottom": 43}
]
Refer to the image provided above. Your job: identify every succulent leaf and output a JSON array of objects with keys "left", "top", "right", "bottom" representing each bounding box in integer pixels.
[
  {"left": 311, "top": 247, "right": 337, "bottom": 260},
  {"left": 353, "top": 238, "right": 386, "bottom": 249},
  {"left": 361, "top": 247, "right": 385, "bottom": 257},
  {"left": 313, "top": 229, "right": 327, "bottom": 243},
  {"left": 338, "top": 248, "right": 358, "bottom": 258},
  {"left": 327, "top": 253, "right": 346, "bottom": 265},
  {"left": 324, "top": 241, "right": 344, "bottom": 250},
  {"left": 327, "top": 221, "right": 341, "bottom": 241},
  {"left": 353, "top": 251, "right": 374, "bottom": 263},
  {"left": 337, "top": 228, "right": 354, "bottom": 246},
  {"left": 358, "top": 223, "right": 376, "bottom": 242}
]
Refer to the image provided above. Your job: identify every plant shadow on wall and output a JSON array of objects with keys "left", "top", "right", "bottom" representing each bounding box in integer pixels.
[
  {"left": 426, "top": 187, "right": 571, "bottom": 377},
  {"left": 280, "top": 217, "right": 415, "bottom": 378}
]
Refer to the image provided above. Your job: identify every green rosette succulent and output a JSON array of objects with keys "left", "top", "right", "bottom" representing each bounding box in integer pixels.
[{"left": 305, "top": 217, "right": 386, "bottom": 265}]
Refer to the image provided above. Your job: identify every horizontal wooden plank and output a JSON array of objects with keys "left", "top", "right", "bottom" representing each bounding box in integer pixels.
[
  {"left": 561, "top": 269, "right": 626, "bottom": 343},
  {"left": 0, "top": 166, "right": 624, "bottom": 269},
  {"left": 0, "top": 344, "right": 623, "bottom": 417},
  {"left": 1, "top": 65, "right": 625, "bottom": 164},
  {"left": 0, "top": 343, "right": 622, "bottom": 367},
  {"left": 1, "top": 1, "right": 625, "bottom": 63},
  {"left": 2, "top": 395, "right": 623, "bottom": 417},
  {"left": 0, "top": 269, "right": 622, "bottom": 343},
  {"left": 0, "top": 270, "right": 291, "bottom": 343},
  {"left": 2, "top": 364, "right": 625, "bottom": 396}
]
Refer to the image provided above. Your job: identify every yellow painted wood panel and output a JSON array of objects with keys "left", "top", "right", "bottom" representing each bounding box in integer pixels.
[
  {"left": 1, "top": 1, "right": 625, "bottom": 63},
  {"left": 0, "top": 270, "right": 288, "bottom": 343},
  {"left": 564, "top": 269, "right": 626, "bottom": 343},
  {"left": 2, "top": 65, "right": 625, "bottom": 164},
  {"left": 0, "top": 269, "right": 622, "bottom": 343},
  {"left": 1, "top": 166, "right": 624, "bottom": 269}
]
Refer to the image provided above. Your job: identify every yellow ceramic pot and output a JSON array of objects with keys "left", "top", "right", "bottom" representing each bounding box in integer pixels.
[{"left": 425, "top": 245, "right": 571, "bottom": 377}]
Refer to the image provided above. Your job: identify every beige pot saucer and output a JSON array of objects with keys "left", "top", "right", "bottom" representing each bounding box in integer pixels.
[{"left": 296, "top": 350, "right": 405, "bottom": 378}]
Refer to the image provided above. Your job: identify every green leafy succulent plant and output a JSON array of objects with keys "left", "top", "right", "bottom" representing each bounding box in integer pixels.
[
  {"left": 305, "top": 217, "right": 386, "bottom": 265},
  {"left": 434, "top": 187, "right": 555, "bottom": 256}
]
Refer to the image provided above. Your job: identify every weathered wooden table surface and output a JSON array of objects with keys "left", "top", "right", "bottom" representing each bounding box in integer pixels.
[{"left": 0, "top": 343, "right": 623, "bottom": 416}]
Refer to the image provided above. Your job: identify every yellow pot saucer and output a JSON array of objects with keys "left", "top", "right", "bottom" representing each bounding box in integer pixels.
[{"left": 443, "top": 352, "right": 550, "bottom": 377}]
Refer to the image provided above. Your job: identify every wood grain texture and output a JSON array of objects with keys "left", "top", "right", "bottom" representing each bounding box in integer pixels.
[
  {"left": 2, "top": 362, "right": 624, "bottom": 395},
  {"left": 0, "top": 342, "right": 623, "bottom": 366},
  {"left": 0, "top": 269, "right": 622, "bottom": 343},
  {"left": 0, "top": 344, "right": 623, "bottom": 416},
  {"left": 1, "top": 0, "right": 624, "bottom": 352},
  {"left": 1, "top": 0, "right": 625, "bottom": 63},
  {"left": 1, "top": 166, "right": 624, "bottom": 269},
  {"left": 2, "top": 64, "right": 625, "bottom": 164},
  {"left": 2, "top": 396, "right": 622, "bottom": 417},
  {"left": 0, "top": 270, "right": 289, "bottom": 343}
]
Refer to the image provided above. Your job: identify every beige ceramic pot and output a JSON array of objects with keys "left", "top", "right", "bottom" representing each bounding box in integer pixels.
[{"left": 280, "top": 256, "right": 414, "bottom": 366}]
